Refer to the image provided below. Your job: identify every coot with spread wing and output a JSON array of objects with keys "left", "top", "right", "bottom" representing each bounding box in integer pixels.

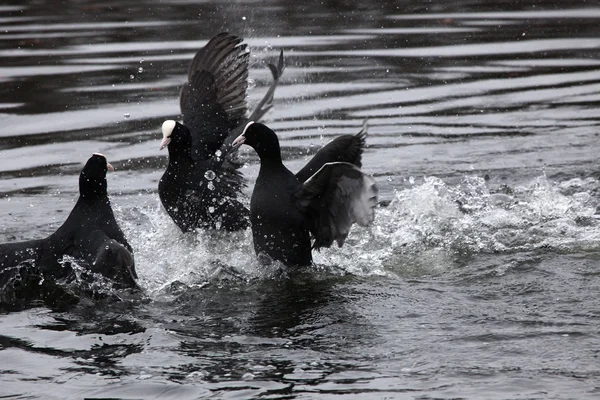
[
  {"left": 159, "top": 32, "right": 285, "bottom": 232},
  {"left": 233, "top": 121, "right": 377, "bottom": 266}
]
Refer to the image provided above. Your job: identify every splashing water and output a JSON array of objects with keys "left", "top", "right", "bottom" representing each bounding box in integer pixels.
[
  {"left": 115, "top": 175, "right": 600, "bottom": 295},
  {"left": 204, "top": 170, "right": 216, "bottom": 180},
  {"left": 58, "top": 256, "right": 123, "bottom": 296},
  {"left": 118, "top": 200, "right": 272, "bottom": 298},
  {"left": 0, "top": 254, "right": 134, "bottom": 308},
  {"left": 317, "top": 174, "right": 600, "bottom": 275}
]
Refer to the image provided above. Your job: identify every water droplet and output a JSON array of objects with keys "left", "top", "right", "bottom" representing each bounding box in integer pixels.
[
  {"left": 204, "top": 170, "right": 216, "bottom": 181},
  {"left": 215, "top": 150, "right": 222, "bottom": 157},
  {"left": 208, "top": 206, "right": 215, "bottom": 213},
  {"left": 408, "top": 176, "right": 415, "bottom": 185},
  {"left": 138, "top": 67, "right": 144, "bottom": 73},
  {"left": 186, "top": 371, "right": 205, "bottom": 379},
  {"left": 242, "top": 16, "right": 247, "bottom": 20},
  {"left": 140, "top": 59, "right": 144, "bottom": 63},
  {"left": 124, "top": 113, "right": 131, "bottom": 119},
  {"left": 129, "top": 74, "right": 134, "bottom": 80},
  {"left": 207, "top": 181, "right": 215, "bottom": 191}
]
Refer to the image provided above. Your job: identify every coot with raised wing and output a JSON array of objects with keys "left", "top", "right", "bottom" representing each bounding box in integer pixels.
[
  {"left": 233, "top": 121, "right": 377, "bottom": 266},
  {"left": 159, "top": 32, "right": 285, "bottom": 232}
]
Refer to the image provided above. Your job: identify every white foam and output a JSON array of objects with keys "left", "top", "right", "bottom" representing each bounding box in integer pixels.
[
  {"left": 115, "top": 197, "right": 267, "bottom": 297},
  {"left": 111, "top": 174, "right": 600, "bottom": 290}
]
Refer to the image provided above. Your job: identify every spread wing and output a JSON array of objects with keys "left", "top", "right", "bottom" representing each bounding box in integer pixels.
[
  {"left": 180, "top": 32, "right": 249, "bottom": 160},
  {"left": 295, "top": 162, "right": 378, "bottom": 250},
  {"left": 218, "top": 49, "right": 286, "bottom": 160},
  {"left": 295, "top": 120, "right": 368, "bottom": 183}
]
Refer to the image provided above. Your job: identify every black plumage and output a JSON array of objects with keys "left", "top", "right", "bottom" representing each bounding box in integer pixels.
[
  {"left": 0, "top": 154, "right": 137, "bottom": 291},
  {"left": 233, "top": 122, "right": 378, "bottom": 266},
  {"left": 158, "top": 32, "right": 285, "bottom": 232}
]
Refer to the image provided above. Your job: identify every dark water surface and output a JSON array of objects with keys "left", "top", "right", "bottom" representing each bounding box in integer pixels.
[{"left": 1, "top": 0, "right": 600, "bottom": 398}]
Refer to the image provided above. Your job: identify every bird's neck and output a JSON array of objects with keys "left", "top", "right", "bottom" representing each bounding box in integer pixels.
[
  {"left": 258, "top": 156, "right": 293, "bottom": 183},
  {"left": 76, "top": 194, "right": 112, "bottom": 212},
  {"left": 259, "top": 155, "right": 284, "bottom": 170},
  {"left": 80, "top": 188, "right": 108, "bottom": 199},
  {"left": 78, "top": 169, "right": 108, "bottom": 197},
  {"left": 256, "top": 141, "right": 283, "bottom": 166},
  {"left": 167, "top": 144, "right": 191, "bottom": 162},
  {"left": 55, "top": 195, "right": 113, "bottom": 238}
]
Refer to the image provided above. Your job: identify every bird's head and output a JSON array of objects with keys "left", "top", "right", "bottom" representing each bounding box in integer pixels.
[
  {"left": 79, "top": 153, "right": 114, "bottom": 199},
  {"left": 160, "top": 120, "right": 192, "bottom": 151},
  {"left": 232, "top": 121, "right": 281, "bottom": 161}
]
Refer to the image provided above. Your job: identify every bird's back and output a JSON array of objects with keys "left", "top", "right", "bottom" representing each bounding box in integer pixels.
[{"left": 0, "top": 239, "right": 45, "bottom": 270}]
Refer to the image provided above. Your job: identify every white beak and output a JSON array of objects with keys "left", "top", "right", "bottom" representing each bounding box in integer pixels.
[
  {"left": 160, "top": 137, "right": 171, "bottom": 150},
  {"left": 232, "top": 120, "right": 255, "bottom": 147},
  {"left": 232, "top": 134, "right": 245, "bottom": 147}
]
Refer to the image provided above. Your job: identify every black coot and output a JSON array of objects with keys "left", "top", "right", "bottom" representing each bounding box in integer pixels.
[
  {"left": 233, "top": 121, "right": 378, "bottom": 266},
  {"left": 158, "top": 32, "right": 285, "bottom": 232},
  {"left": 0, "top": 153, "right": 137, "bottom": 290}
]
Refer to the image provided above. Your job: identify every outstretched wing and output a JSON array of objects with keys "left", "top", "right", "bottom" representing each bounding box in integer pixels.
[
  {"left": 180, "top": 32, "right": 250, "bottom": 160},
  {"left": 295, "top": 120, "right": 368, "bottom": 183},
  {"left": 218, "top": 49, "right": 286, "bottom": 161},
  {"left": 295, "top": 162, "right": 378, "bottom": 250}
]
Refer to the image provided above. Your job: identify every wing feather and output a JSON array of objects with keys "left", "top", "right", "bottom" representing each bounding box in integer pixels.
[
  {"left": 295, "top": 162, "right": 377, "bottom": 249},
  {"left": 180, "top": 33, "right": 250, "bottom": 159},
  {"left": 295, "top": 120, "right": 368, "bottom": 183}
]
